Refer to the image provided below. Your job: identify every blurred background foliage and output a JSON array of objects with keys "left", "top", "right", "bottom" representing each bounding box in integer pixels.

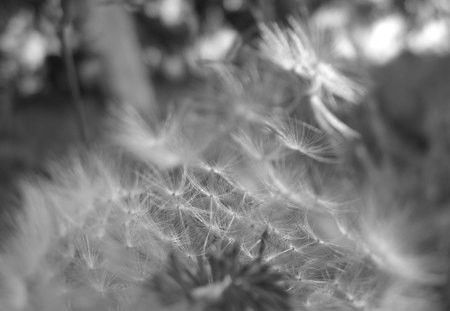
[
  {"left": 1, "top": 0, "right": 449, "bottom": 99},
  {"left": 0, "top": 0, "right": 449, "bottom": 184}
]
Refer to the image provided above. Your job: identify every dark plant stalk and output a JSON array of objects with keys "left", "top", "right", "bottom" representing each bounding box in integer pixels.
[{"left": 59, "top": 0, "right": 89, "bottom": 145}]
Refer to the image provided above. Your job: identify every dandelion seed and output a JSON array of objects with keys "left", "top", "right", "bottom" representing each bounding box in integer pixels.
[
  {"left": 77, "top": 235, "right": 101, "bottom": 270},
  {"left": 363, "top": 230, "right": 444, "bottom": 284},
  {"left": 265, "top": 247, "right": 296, "bottom": 263},
  {"left": 87, "top": 269, "right": 117, "bottom": 294},
  {"left": 187, "top": 170, "right": 234, "bottom": 201},
  {"left": 260, "top": 18, "right": 363, "bottom": 103},
  {"left": 224, "top": 212, "right": 237, "bottom": 233},
  {"left": 315, "top": 62, "right": 363, "bottom": 103},
  {"left": 310, "top": 94, "right": 360, "bottom": 140},
  {"left": 263, "top": 161, "right": 341, "bottom": 212},
  {"left": 196, "top": 145, "right": 241, "bottom": 175},
  {"left": 232, "top": 128, "right": 283, "bottom": 161},
  {"left": 267, "top": 117, "right": 336, "bottom": 162}
]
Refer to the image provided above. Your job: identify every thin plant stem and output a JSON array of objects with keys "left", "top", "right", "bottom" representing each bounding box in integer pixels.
[{"left": 59, "top": 0, "right": 89, "bottom": 145}]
